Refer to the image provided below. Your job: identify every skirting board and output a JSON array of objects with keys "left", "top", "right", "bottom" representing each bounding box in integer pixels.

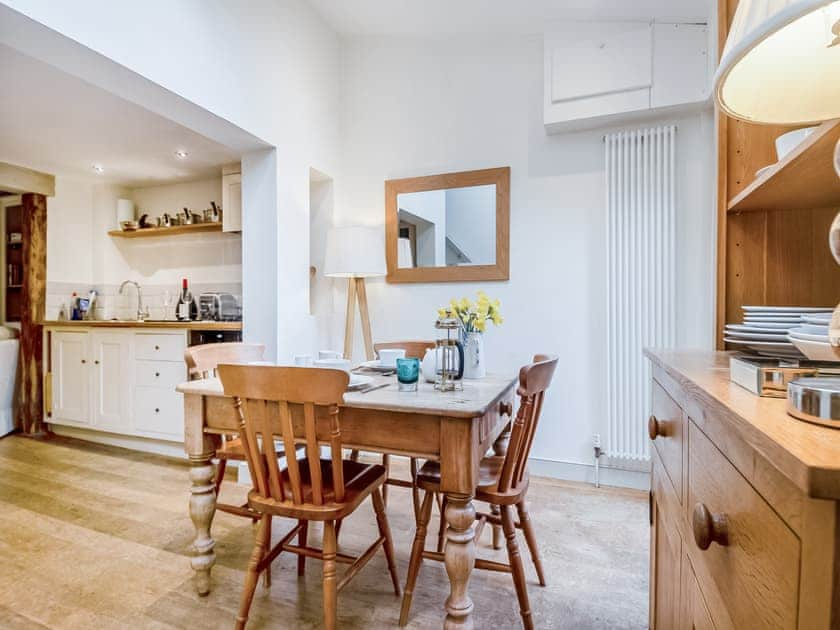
[{"left": 49, "top": 424, "right": 186, "bottom": 460}]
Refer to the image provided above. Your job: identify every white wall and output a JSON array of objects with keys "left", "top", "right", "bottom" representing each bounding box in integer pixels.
[
  {"left": 323, "top": 34, "right": 715, "bottom": 480},
  {"left": 445, "top": 185, "right": 496, "bottom": 265},
  {"left": 3, "top": 0, "right": 342, "bottom": 360}
]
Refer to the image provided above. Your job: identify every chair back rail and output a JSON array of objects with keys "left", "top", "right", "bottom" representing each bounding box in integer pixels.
[
  {"left": 374, "top": 340, "right": 436, "bottom": 360},
  {"left": 217, "top": 364, "right": 349, "bottom": 507},
  {"left": 497, "top": 354, "right": 558, "bottom": 493},
  {"left": 185, "top": 342, "right": 266, "bottom": 379}
]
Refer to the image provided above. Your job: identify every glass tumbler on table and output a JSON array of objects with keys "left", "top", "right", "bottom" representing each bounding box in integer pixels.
[{"left": 396, "top": 357, "right": 420, "bottom": 392}]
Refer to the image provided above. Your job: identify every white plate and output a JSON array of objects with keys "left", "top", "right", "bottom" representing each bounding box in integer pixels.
[
  {"left": 358, "top": 359, "right": 399, "bottom": 373},
  {"left": 743, "top": 317, "right": 803, "bottom": 323},
  {"left": 724, "top": 337, "right": 796, "bottom": 349},
  {"left": 724, "top": 330, "right": 790, "bottom": 341},
  {"left": 726, "top": 322, "right": 797, "bottom": 331},
  {"left": 347, "top": 374, "right": 375, "bottom": 390},
  {"left": 742, "top": 306, "right": 833, "bottom": 313},
  {"left": 788, "top": 337, "right": 840, "bottom": 362},
  {"left": 802, "top": 313, "right": 832, "bottom": 325}
]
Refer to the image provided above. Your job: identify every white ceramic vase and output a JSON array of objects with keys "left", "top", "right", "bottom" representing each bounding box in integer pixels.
[{"left": 463, "top": 332, "right": 485, "bottom": 379}]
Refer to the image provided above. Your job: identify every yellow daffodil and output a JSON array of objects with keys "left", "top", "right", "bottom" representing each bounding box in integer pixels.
[{"left": 438, "top": 291, "right": 502, "bottom": 334}]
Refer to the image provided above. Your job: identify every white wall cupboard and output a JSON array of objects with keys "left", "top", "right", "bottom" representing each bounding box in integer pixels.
[
  {"left": 544, "top": 21, "right": 709, "bottom": 133},
  {"left": 222, "top": 163, "right": 242, "bottom": 232},
  {"left": 47, "top": 327, "right": 186, "bottom": 442}
]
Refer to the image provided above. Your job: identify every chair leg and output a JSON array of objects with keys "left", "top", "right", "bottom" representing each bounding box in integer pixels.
[
  {"left": 409, "top": 457, "right": 421, "bottom": 521},
  {"left": 214, "top": 458, "right": 227, "bottom": 497},
  {"left": 516, "top": 501, "right": 546, "bottom": 586},
  {"left": 399, "top": 490, "right": 434, "bottom": 626},
  {"left": 349, "top": 449, "right": 360, "bottom": 461},
  {"left": 501, "top": 505, "right": 533, "bottom": 630},
  {"left": 297, "top": 519, "right": 308, "bottom": 577},
  {"left": 491, "top": 504, "right": 503, "bottom": 550},
  {"left": 262, "top": 515, "right": 272, "bottom": 588},
  {"left": 235, "top": 514, "right": 270, "bottom": 630},
  {"left": 382, "top": 454, "right": 391, "bottom": 505},
  {"left": 372, "top": 487, "right": 401, "bottom": 596},
  {"left": 436, "top": 494, "right": 448, "bottom": 553},
  {"left": 322, "top": 520, "right": 338, "bottom": 630}
]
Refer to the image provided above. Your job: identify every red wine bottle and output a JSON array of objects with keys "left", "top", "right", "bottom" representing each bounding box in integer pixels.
[{"left": 176, "top": 278, "right": 196, "bottom": 321}]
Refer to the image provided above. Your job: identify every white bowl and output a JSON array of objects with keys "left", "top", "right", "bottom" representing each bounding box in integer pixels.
[
  {"left": 377, "top": 348, "right": 406, "bottom": 368},
  {"left": 314, "top": 358, "right": 351, "bottom": 373},
  {"left": 775, "top": 127, "right": 817, "bottom": 161},
  {"left": 788, "top": 337, "right": 840, "bottom": 362}
]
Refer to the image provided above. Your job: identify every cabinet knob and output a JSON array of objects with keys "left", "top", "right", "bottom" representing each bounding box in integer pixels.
[
  {"left": 499, "top": 401, "right": 513, "bottom": 417},
  {"left": 692, "top": 503, "right": 728, "bottom": 550},
  {"left": 648, "top": 415, "right": 666, "bottom": 440},
  {"left": 154, "top": 345, "right": 160, "bottom": 351},
  {"left": 155, "top": 372, "right": 160, "bottom": 378},
  {"left": 81, "top": 359, "right": 86, "bottom": 364},
  {"left": 154, "top": 408, "right": 160, "bottom": 413},
  {"left": 94, "top": 360, "right": 100, "bottom": 365}
]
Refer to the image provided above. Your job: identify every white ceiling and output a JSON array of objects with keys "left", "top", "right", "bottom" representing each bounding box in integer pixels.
[
  {"left": 309, "top": 0, "right": 713, "bottom": 37},
  {"left": 0, "top": 44, "right": 242, "bottom": 188}
]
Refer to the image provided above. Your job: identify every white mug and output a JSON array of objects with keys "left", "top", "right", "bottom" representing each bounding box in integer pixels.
[
  {"left": 318, "top": 350, "right": 342, "bottom": 360},
  {"left": 294, "top": 354, "right": 313, "bottom": 367},
  {"left": 378, "top": 348, "right": 406, "bottom": 368},
  {"left": 314, "top": 358, "right": 351, "bottom": 373}
]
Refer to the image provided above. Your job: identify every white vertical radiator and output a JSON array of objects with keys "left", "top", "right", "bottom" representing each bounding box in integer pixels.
[{"left": 605, "top": 126, "right": 677, "bottom": 461}]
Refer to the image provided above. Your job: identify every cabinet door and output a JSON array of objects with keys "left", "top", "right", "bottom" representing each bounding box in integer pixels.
[
  {"left": 222, "top": 171, "right": 242, "bottom": 232},
  {"left": 51, "top": 331, "right": 90, "bottom": 424},
  {"left": 650, "top": 485, "right": 682, "bottom": 629},
  {"left": 90, "top": 332, "right": 132, "bottom": 432},
  {"left": 683, "top": 557, "right": 715, "bottom": 630}
]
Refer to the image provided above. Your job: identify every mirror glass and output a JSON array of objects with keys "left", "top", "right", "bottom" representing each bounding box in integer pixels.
[{"left": 396, "top": 184, "right": 496, "bottom": 268}]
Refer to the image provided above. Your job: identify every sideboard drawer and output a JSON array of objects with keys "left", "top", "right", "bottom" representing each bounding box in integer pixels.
[
  {"left": 687, "top": 421, "right": 800, "bottom": 630},
  {"left": 650, "top": 379, "right": 683, "bottom": 503},
  {"left": 135, "top": 332, "right": 185, "bottom": 362},
  {"left": 135, "top": 360, "right": 185, "bottom": 389}
]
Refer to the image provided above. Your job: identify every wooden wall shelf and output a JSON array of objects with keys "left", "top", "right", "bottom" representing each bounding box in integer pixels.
[
  {"left": 728, "top": 119, "right": 840, "bottom": 213},
  {"left": 108, "top": 223, "right": 223, "bottom": 238}
]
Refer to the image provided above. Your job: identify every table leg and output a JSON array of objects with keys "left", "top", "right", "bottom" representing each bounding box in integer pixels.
[
  {"left": 444, "top": 492, "right": 476, "bottom": 629},
  {"left": 189, "top": 453, "right": 217, "bottom": 596},
  {"left": 490, "top": 425, "right": 511, "bottom": 550}
]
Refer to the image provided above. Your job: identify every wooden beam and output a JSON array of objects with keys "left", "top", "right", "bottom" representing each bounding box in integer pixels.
[
  {"left": 19, "top": 193, "right": 47, "bottom": 434},
  {"left": 0, "top": 163, "right": 55, "bottom": 197}
]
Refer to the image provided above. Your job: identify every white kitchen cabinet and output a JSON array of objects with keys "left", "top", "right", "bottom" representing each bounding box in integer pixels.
[
  {"left": 222, "top": 167, "right": 242, "bottom": 233},
  {"left": 544, "top": 21, "right": 709, "bottom": 133},
  {"left": 51, "top": 331, "right": 90, "bottom": 425},
  {"left": 89, "top": 331, "right": 132, "bottom": 433}
]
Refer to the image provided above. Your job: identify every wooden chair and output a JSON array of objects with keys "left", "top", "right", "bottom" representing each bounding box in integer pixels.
[
  {"left": 350, "top": 340, "right": 436, "bottom": 517},
  {"left": 399, "top": 354, "right": 558, "bottom": 630},
  {"left": 185, "top": 342, "right": 300, "bottom": 519},
  {"left": 217, "top": 364, "right": 401, "bottom": 630}
]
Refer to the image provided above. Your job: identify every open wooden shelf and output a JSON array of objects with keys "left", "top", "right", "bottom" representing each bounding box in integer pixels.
[
  {"left": 108, "top": 223, "right": 223, "bottom": 238},
  {"left": 728, "top": 119, "right": 840, "bottom": 213}
]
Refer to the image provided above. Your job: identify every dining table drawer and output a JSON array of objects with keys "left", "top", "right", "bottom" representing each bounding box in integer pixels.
[
  {"left": 135, "top": 360, "right": 185, "bottom": 389},
  {"left": 687, "top": 421, "right": 799, "bottom": 630},
  {"left": 649, "top": 379, "right": 684, "bottom": 503},
  {"left": 135, "top": 332, "right": 186, "bottom": 362}
]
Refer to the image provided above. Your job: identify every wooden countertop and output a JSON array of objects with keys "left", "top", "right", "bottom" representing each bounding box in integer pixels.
[
  {"left": 645, "top": 349, "right": 840, "bottom": 500},
  {"left": 41, "top": 320, "right": 242, "bottom": 331}
]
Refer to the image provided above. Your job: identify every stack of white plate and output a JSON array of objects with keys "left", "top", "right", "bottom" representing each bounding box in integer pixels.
[
  {"left": 724, "top": 306, "right": 834, "bottom": 359},
  {"left": 788, "top": 312, "right": 840, "bottom": 362}
]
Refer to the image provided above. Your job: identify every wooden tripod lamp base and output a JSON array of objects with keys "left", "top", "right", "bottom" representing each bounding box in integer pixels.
[
  {"left": 323, "top": 225, "right": 386, "bottom": 363},
  {"left": 343, "top": 276, "right": 374, "bottom": 361}
]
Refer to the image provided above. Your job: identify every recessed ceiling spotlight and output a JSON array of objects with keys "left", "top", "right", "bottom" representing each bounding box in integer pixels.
[
  {"left": 174, "top": 150, "right": 189, "bottom": 159},
  {"left": 92, "top": 164, "right": 104, "bottom": 174}
]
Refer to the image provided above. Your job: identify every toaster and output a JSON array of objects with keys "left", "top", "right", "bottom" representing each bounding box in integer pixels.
[{"left": 198, "top": 292, "right": 241, "bottom": 321}]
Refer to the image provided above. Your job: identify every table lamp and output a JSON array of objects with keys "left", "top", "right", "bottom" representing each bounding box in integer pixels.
[{"left": 324, "top": 225, "right": 386, "bottom": 361}]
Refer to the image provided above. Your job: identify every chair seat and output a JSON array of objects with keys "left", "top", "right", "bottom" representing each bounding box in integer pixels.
[
  {"left": 248, "top": 459, "right": 387, "bottom": 520},
  {"left": 416, "top": 457, "right": 529, "bottom": 505}
]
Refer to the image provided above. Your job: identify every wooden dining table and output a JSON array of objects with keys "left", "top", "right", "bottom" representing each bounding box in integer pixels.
[{"left": 176, "top": 371, "right": 517, "bottom": 629}]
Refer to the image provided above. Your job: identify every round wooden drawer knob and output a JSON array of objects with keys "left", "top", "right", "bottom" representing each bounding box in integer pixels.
[
  {"left": 692, "top": 503, "right": 729, "bottom": 550},
  {"left": 499, "top": 401, "right": 513, "bottom": 417},
  {"left": 648, "top": 415, "right": 665, "bottom": 440}
]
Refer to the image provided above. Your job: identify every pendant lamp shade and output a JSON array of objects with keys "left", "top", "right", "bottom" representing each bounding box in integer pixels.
[
  {"left": 323, "top": 226, "right": 386, "bottom": 278},
  {"left": 715, "top": 0, "right": 840, "bottom": 124}
]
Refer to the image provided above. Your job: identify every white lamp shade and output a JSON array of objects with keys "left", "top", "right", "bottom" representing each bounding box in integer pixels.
[
  {"left": 715, "top": 0, "right": 840, "bottom": 124},
  {"left": 323, "top": 226, "right": 386, "bottom": 278}
]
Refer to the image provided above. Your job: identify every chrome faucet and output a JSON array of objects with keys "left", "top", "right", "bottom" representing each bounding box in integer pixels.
[{"left": 119, "top": 280, "right": 149, "bottom": 321}]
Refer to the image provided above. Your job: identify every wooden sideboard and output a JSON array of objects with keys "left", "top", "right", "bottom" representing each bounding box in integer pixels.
[{"left": 646, "top": 349, "right": 840, "bottom": 629}]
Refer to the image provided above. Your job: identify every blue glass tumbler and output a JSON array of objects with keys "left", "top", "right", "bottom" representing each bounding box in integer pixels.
[{"left": 396, "top": 357, "right": 420, "bottom": 392}]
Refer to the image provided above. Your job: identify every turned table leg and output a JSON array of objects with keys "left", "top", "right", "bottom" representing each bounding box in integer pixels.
[
  {"left": 189, "top": 453, "right": 217, "bottom": 596},
  {"left": 444, "top": 492, "right": 477, "bottom": 629},
  {"left": 490, "top": 425, "right": 511, "bottom": 550}
]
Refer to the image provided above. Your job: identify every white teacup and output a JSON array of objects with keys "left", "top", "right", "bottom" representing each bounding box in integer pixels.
[
  {"left": 294, "top": 354, "right": 313, "bottom": 367},
  {"left": 378, "top": 348, "right": 406, "bottom": 368},
  {"left": 318, "top": 350, "right": 342, "bottom": 360},
  {"left": 314, "top": 358, "right": 351, "bottom": 373}
]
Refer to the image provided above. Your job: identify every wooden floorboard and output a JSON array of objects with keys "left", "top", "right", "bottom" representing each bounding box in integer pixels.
[{"left": 0, "top": 434, "right": 649, "bottom": 629}]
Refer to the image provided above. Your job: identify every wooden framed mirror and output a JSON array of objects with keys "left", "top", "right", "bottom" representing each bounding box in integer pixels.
[{"left": 385, "top": 166, "right": 510, "bottom": 283}]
